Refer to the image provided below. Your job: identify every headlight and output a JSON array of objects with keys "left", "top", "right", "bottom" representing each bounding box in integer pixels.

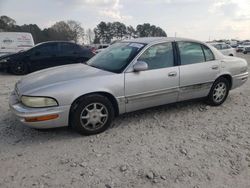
[
  {"left": 0, "top": 58, "right": 9, "bottom": 63},
  {"left": 21, "top": 96, "right": 58, "bottom": 108}
]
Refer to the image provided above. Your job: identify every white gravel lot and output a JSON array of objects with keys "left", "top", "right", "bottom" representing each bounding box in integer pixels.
[{"left": 0, "top": 54, "right": 250, "bottom": 188}]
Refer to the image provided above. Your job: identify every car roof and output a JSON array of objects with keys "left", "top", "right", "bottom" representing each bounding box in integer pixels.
[
  {"left": 36, "top": 41, "right": 78, "bottom": 45},
  {"left": 124, "top": 37, "right": 204, "bottom": 44},
  {"left": 208, "top": 42, "right": 227, "bottom": 45}
]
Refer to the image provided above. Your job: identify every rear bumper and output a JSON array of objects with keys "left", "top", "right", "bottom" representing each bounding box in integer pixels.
[
  {"left": 232, "top": 72, "right": 248, "bottom": 89},
  {"left": 243, "top": 47, "right": 250, "bottom": 52},
  {"left": 9, "top": 91, "right": 70, "bottom": 129}
]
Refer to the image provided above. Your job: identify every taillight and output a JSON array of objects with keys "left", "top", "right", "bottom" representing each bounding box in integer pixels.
[{"left": 91, "top": 47, "right": 97, "bottom": 54}]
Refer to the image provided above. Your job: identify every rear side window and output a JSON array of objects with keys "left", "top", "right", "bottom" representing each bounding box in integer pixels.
[
  {"left": 177, "top": 42, "right": 205, "bottom": 65},
  {"left": 202, "top": 45, "right": 215, "bottom": 61},
  {"left": 32, "top": 43, "right": 58, "bottom": 56},
  {"left": 59, "top": 43, "right": 75, "bottom": 54}
]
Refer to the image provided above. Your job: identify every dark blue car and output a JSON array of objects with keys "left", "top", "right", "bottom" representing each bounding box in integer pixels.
[{"left": 0, "top": 41, "right": 95, "bottom": 75}]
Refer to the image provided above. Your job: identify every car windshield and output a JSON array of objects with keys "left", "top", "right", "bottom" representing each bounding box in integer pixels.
[
  {"left": 243, "top": 42, "right": 250, "bottom": 45},
  {"left": 87, "top": 42, "right": 146, "bottom": 73}
]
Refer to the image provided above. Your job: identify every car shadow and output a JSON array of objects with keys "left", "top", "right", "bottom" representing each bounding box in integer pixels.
[{"left": 0, "top": 98, "right": 210, "bottom": 147}]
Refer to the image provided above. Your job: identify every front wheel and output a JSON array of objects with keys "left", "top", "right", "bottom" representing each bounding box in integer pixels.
[
  {"left": 206, "top": 77, "right": 230, "bottom": 106},
  {"left": 10, "top": 62, "right": 29, "bottom": 75},
  {"left": 71, "top": 94, "right": 115, "bottom": 135}
]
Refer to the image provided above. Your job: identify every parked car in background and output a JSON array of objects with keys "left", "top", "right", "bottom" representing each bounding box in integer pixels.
[
  {"left": 209, "top": 42, "right": 236, "bottom": 56},
  {"left": 236, "top": 42, "right": 250, "bottom": 52},
  {"left": 241, "top": 42, "right": 250, "bottom": 54},
  {"left": 9, "top": 37, "right": 248, "bottom": 135},
  {"left": 0, "top": 32, "right": 34, "bottom": 57},
  {"left": 227, "top": 40, "right": 238, "bottom": 48},
  {"left": 0, "top": 41, "right": 95, "bottom": 75},
  {"left": 95, "top": 44, "right": 109, "bottom": 54}
]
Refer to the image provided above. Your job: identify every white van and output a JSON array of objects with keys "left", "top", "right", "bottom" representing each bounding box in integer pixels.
[{"left": 0, "top": 32, "right": 34, "bottom": 57}]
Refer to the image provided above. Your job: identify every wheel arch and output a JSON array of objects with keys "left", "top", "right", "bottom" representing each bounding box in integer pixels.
[
  {"left": 68, "top": 91, "right": 119, "bottom": 126},
  {"left": 215, "top": 74, "right": 233, "bottom": 90}
]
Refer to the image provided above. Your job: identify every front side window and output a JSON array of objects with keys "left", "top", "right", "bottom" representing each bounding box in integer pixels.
[
  {"left": 31, "top": 43, "right": 58, "bottom": 57},
  {"left": 138, "top": 42, "right": 174, "bottom": 70},
  {"left": 59, "top": 43, "right": 80, "bottom": 54},
  {"left": 178, "top": 42, "right": 205, "bottom": 65},
  {"left": 87, "top": 42, "right": 145, "bottom": 73}
]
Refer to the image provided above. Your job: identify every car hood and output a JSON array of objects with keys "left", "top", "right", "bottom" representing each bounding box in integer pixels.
[
  {"left": 0, "top": 51, "right": 22, "bottom": 60},
  {"left": 16, "top": 64, "right": 113, "bottom": 95}
]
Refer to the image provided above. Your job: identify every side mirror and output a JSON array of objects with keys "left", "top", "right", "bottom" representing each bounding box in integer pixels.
[{"left": 133, "top": 61, "right": 148, "bottom": 72}]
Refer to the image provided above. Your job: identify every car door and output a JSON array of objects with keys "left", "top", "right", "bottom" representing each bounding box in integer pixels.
[
  {"left": 177, "top": 41, "right": 220, "bottom": 101},
  {"left": 57, "top": 43, "right": 77, "bottom": 65},
  {"left": 28, "top": 43, "right": 58, "bottom": 71},
  {"left": 221, "top": 44, "right": 229, "bottom": 56},
  {"left": 124, "top": 42, "right": 179, "bottom": 112}
]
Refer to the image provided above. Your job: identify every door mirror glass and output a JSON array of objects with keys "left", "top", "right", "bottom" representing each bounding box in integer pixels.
[{"left": 133, "top": 61, "right": 148, "bottom": 72}]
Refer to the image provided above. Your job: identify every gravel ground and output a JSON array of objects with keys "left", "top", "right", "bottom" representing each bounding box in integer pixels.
[{"left": 0, "top": 54, "right": 250, "bottom": 188}]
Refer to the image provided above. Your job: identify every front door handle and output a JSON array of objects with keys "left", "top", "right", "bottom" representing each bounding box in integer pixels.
[
  {"left": 168, "top": 72, "right": 177, "bottom": 77},
  {"left": 211, "top": 65, "right": 219, "bottom": 70}
]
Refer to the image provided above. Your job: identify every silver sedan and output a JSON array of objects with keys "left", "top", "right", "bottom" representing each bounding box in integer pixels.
[{"left": 9, "top": 37, "right": 248, "bottom": 135}]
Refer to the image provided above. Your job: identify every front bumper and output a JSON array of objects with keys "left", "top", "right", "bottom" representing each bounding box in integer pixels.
[
  {"left": 9, "top": 91, "right": 71, "bottom": 129},
  {"left": 0, "top": 62, "right": 8, "bottom": 70},
  {"left": 232, "top": 72, "right": 248, "bottom": 89}
]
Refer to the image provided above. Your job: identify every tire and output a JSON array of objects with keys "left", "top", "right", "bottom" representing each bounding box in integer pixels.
[
  {"left": 229, "top": 54, "right": 234, "bottom": 56},
  {"left": 243, "top": 51, "right": 247, "bottom": 54},
  {"left": 10, "top": 62, "right": 29, "bottom": 75},
  {"left": 70, "top": 94, "right": 115, "bottom": 135},
  {"left": 206, "top": 77, "right": 230, "bottom": 106}
]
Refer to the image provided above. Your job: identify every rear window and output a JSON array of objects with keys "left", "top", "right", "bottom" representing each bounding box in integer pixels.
[{"left": 202, "top": 45, "right": 215, "bottom": 61}]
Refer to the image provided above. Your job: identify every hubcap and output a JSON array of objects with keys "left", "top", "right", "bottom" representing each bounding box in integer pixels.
[
  {"left": 80, "top": 103, "right": 108, "bottom": 131},
  {"left": 14, "top": 62, "right": 25, "bottom": 74},
  {"left": 213, "top": 82, "right": 227, "bottom": 103}
]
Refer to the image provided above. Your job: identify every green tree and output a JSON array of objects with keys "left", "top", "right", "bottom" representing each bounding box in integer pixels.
[
  {"left": 67, "top": 20, "right": 85, "bottom": 43},
  {"left": 126, "top": 25, "right": 136, "bottom": 39},
  {"left": 0, "top": 15, "right": 16, "bottom": 31},
  {"left": 136, "top": 23, "right": 167, "bottom": 37},
  {"left": 49, "top": 21, "right": 75, "bottom": 41},
  {"left": 111, "top": 22, "right": 127, "bottom": 40},
  {"left": 94, "top": 21, "right": 113, "bottom": 43}
]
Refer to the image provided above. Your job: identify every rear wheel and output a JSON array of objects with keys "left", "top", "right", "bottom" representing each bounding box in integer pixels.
[
  {"left": 207, "top": 77, "right": 230, "bottom": 106},
  {"left": 71, "top": 94, "right": 114, "bottom": 135},
  {"left": 10, "top": 62, "right": 29, "bottom": 75}
]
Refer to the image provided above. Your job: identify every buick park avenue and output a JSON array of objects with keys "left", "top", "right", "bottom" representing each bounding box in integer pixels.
[{"left": 9, "top": 37, "right": 248, "bottom": 135}]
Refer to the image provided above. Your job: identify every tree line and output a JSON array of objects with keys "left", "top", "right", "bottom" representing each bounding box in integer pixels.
[{"left": 0, "top": 15, "right": 167, "bottom": 44}]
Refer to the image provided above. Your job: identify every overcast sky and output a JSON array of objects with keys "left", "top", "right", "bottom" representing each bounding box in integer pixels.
[{"left": 0, "top": 0, "right": 250, "bottom": 40}]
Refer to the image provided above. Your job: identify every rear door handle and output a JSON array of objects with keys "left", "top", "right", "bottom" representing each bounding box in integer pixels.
[
  {"left": 168, "top": 72, "right": 177, "bottom": 77},
  {"left": 211, "top": 65, "right": 219, "bottom": 70}
]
